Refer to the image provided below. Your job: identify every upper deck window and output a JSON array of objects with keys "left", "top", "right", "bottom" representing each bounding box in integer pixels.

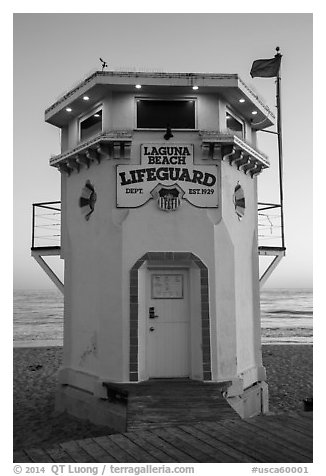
[
  {"left": 80, "top": 108, "right": 102, "bottom": 142},
  {"left": 226, "top": 111, "right": 244, "bottom": 139},
  {"left": 136, "top": 99, "right": 196, "bottom": 129}
]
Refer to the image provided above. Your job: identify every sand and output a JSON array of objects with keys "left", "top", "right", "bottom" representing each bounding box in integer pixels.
[{"left": 13, "top": 345, "right": 313, "bottom": 451}]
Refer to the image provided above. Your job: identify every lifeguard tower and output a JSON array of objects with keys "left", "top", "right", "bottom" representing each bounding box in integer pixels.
[{"left": 31, "top": 70, "right": 285, "bottom": 430}]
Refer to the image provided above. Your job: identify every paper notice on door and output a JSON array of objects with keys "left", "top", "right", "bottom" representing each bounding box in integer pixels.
[{"left": 151, "top": 274, "right": 183, "bottom": 299}]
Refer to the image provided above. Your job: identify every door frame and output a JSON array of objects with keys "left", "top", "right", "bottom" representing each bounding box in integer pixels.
[
  {"left": 129, "top": 252, "right": 212, "bottom": 382},
  {"left": 146, "top": 268, "right": 190, "bottom": 378}
]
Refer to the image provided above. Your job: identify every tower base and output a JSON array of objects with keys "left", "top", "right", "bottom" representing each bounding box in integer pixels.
[
  {"left": 55, "top": 375, "right": 268, "bottom": 432},
  {"left": 226, "top": 381, "right": 269, "bottom": 419},
  {"left": 55, "top": 384, "right": 128, "bottom": 432},
  {"left": 55, "top": 378, "right": 244, "bottom": 432}
]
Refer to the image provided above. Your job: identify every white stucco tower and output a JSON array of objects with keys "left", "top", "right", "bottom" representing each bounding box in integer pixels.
[{"left": 42, "top": 71, "right": 275, "bottom": 427}]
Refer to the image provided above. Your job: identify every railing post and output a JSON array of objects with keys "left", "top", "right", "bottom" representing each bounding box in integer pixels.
[{"left": 32, "top": 204, "right": 35, "bottom": 249}]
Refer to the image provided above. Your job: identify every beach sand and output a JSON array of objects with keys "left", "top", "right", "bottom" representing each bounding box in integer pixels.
[{"left": 13, "top": 345, "right": 313, "bottom": 451}]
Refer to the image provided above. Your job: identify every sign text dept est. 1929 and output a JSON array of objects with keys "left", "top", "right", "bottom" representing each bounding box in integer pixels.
[{"left": 116, "top": 144, "right": 218, "bottom": 208}]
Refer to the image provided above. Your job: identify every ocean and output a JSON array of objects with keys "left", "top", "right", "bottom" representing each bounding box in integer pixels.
[{"left": 13, "top": 288, "right": 312, "bottom": 347}]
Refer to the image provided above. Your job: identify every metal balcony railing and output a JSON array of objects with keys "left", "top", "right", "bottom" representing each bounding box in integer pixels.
[
  {"left": 31, "top": 200, "right": 283, "bottom": 252},
  {"left": 31, "top": 201, "right": 61, "bottom": 249},
  {"left": 258, "top": 202, "right": 283, "bottom": 249}
]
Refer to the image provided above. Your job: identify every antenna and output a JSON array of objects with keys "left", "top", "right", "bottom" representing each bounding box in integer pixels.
[{"left": 99, "top": 58, "right": 108, "bottom": 71}]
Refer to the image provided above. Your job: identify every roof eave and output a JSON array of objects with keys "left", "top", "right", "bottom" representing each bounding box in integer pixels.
[{"left": 45, "top": 71, "right": 275, "bottom": 129}]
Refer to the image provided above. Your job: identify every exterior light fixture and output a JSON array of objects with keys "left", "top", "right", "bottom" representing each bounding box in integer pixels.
[
  {"left": 83, "top": 96, "right": 90, "bottom": 101},
  {"left": 239, "top": 98, "right": 245, "bottom": 103},
  {"left": 252, "top": 111, "right": 258, "bottom": 115},
  {"left": 135, "top": 84, "right": 142, "bottom": 89},
  {"left": 66, "top": 107, "right": 72, "bottom": 112},
  {"left": 192, "top": 85, "right": 199, "bottom": 90},
  {"left": 94, "top": 113, "right": 100, "bottom": 118}
]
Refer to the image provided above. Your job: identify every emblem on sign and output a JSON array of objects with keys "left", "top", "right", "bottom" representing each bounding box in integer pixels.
[{"left": 151, "top": 184, "right": 184, "bottom": 212}]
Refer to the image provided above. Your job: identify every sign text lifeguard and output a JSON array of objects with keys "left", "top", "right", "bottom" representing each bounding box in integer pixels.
[{"left": 116, "top": 143, "right": 219, "bottom": 208}]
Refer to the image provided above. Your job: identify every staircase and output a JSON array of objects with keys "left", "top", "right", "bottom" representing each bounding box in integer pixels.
[{"left": 104, "top": 379, "right": 239, "bottom": 431}]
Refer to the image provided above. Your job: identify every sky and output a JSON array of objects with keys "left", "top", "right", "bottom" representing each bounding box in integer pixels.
[{"left": 12, "top": 11, "right": 313, "bottom": 289}]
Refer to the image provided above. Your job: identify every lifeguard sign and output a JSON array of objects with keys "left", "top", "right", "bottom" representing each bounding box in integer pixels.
[{"left": 116, "top": 144, "right": 218, "bottom": 208}]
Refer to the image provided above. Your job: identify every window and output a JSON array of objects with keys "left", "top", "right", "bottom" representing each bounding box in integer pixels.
[
  {"left": 226, "top": 111, "right": 244, "bottom": 139},
  {"left": 80, "top": 108, "right": 102, "bottom": 142},
  {"left": 136, "top": 99, "right": 196, "bottom": 129}
]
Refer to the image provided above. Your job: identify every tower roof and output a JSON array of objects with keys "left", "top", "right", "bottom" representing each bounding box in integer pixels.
[{"left": 45, "top": 71, "right": 275, "bottom": 129}]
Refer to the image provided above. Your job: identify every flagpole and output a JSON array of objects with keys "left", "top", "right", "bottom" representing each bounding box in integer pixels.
[{"left": 275, "top": 47, "right": 285, "bottom": 249}]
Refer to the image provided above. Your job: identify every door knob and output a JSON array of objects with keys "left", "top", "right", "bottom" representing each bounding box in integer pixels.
[{"left": 149, "top": 327, "right": 155, "bottom": 332}]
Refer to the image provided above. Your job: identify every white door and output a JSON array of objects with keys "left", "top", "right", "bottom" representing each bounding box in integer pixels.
[{"left": 147, "top": 269, "right": 189, "bottom": 378}]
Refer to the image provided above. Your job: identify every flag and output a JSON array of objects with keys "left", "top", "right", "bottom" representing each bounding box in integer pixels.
[{"left": 250, "top": 55, "right": 281, "bottom": 78}]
